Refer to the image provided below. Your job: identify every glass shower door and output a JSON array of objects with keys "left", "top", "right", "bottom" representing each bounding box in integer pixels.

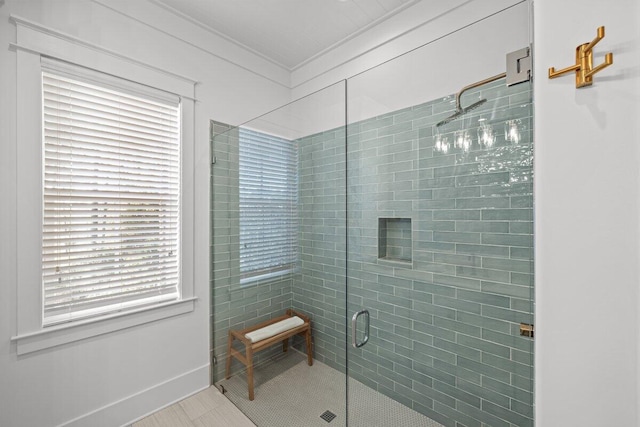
[
  {"left": 210, "top": 81, "right": 349, "bottom": 426},
  {"left": 345, "top": 4, "right": 534, "bottom": 427}
]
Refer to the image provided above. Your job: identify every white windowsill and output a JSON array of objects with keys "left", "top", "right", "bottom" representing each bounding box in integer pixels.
[{"left": 11, "top": 297, "right": 197, "bottom": 355}]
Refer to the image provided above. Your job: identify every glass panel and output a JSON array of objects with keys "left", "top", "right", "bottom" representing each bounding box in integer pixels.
[
  {"left": 345, "top": 5, "right": 533, "bottom": 427},
  {"left": 210, "top": 81, "right": 348, "bottom": 426}
]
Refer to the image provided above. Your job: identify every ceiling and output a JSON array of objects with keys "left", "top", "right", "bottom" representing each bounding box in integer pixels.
[{"left": 151, "top": 0, "right": 419, "bottom": 70}]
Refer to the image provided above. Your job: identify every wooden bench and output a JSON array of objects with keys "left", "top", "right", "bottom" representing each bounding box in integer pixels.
[{"left": 225, "top": 309, "right": 313, "bottom": 400}]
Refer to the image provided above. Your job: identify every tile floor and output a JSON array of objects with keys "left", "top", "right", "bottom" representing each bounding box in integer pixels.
[{"left": 132, "top": 386, "right": 255, "bottom": 427}]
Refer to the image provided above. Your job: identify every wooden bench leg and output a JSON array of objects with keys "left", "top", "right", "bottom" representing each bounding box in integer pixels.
[
  {"left": 305, "top": 329, "right": 313, "bottom": 366},
  {"left": 225, "top": 331, "right": 233, "bottom": 379},
  {"left": 246, "top": 344, "right": 255, "bottom": 401},
  {"left": 282, "top": 337, "right": 288, "bottom": 353}
]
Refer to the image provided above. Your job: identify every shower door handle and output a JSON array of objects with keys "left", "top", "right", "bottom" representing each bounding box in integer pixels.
[{"left": 351, "top": 309, "right": 370, "bottom": 348}]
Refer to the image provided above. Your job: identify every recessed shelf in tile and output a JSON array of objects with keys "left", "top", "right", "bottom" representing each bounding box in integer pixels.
[{"left": 378, "top": 218, "right": 412, "bottom": 263}]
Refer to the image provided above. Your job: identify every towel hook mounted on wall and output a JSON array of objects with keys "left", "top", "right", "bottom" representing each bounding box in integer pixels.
[{"left": 548, "top": 26, "right": 613, "bottom": 88}]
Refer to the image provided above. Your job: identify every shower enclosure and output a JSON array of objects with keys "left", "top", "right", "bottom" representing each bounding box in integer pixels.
[{"left": 210, "top": 4, "right": 533, "bottom": 427}]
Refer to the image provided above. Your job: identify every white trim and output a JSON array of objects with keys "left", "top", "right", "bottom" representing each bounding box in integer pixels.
[
  {"left": 91, "top": 0, "right": 291, "bottom": 89},
  {"left": 10, "top": 14, "right": 198, "bottom": 99},
  {"left": 61, "top": 364, "right": 209, "bottom": 427},
  {"left": 146, "top": 0, "right": 291, "bottom": 71},
  {"left": 12, "top": 298, "right": 198, "bottom": 355}
]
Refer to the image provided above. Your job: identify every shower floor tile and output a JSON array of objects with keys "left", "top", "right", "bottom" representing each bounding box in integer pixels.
[{"left": 218, "top": 351, "right": 444, "bottom": 427}]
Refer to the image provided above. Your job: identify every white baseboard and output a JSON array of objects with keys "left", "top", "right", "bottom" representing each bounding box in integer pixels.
[{"left": 59, "top": 364, "right": 210, "bottom": 427}]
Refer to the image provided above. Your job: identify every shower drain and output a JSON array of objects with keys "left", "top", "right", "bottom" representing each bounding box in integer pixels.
[{"left": 320, "top": 410, "right": 337, "bottom": 423}]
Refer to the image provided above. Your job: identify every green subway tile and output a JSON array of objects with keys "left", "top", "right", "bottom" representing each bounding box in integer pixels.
[
  {"left": 510, "top": 221, "right": 533, "bottom": 234},
  {"left": 512, "top": 348, "right": 533, "bottom": 366},
  {"left": 456, "top": 172, "right": 510, "bottom": 186},
  {"left": 433, "top": 210, "right": 481, "bottom": 220},
  {"left": 482, "top": 305, "right": 532, "bottom": 324},
  {"left": 482, "top": 376, "right": 533, "bottom": 405},
  {"left": 482, "top": 209, "right": 533, "bottom": 221},
  {"left": 510, "top": 195, "right": 533, "bottom": 208},
  {"left": 434, "top": 231, "right": 481, "bottom": 244},
  {"left": 511, "top": 373, "right": 534, "bottom": 393},
  {"left": 433, "top": 273, "right": 481, "bottom": 291},
  {"left": 414, "top": 260, "right": 457, "bottom": 275},
  {"left": 413, "top": 360, "right": 456, "bottom": 386},
  {"left": 434, "top": 163, "right": 481, "bottom": 178},
  {"left": 456, "top": 197, "right": 510, "bottom": 209},
  {"left": 413, "top": 380, "right": 458, "bottom": 409},
  {"left": 413, "top": 319, "right": 455, "bottom": 341},
  {"left": 395, "top": 288, "right": 433, "bottom": 303},
  {"left": 511, "top": 298, "right": 531, "bottom": 313},
  {"left": 378, "top": 346, "right": 413, "bottom": 369},
  {"left": 434, "top": 380, "right": 483, "bottom": 409},
  {"left": 457, "top": 356, "right": 510, "bottom": 384},
  {"left": 414, "top": 280, "right": 457, "bottom": 297},
  {"left": 482, "top": 257, "right": 532, "bottom": 273},
  {"left": 510, "top": 247, "right": 533, "bottom": 260},
  {"left": 458, "top": 378, "right": 510, "bottom": 410},
  {"left": 416, "top": 199, "right": 456, "bottom": 210},
  {"left": 458, "top": 334, "right": 511, "bottom": 359},
  {"left": 378, "top": 293, "right": 413, "bottom": 309},
  {"left": 433, "top": 316, "right": 481, "bottom": 337},
  {"left": 433, "top": 295, "right": 482, "bottom": 315},
  {"left": 456, "top": 244, "right": 510, "bottom": 257},
  {"left": 415, "top": 241, "right": 456, "bottom": 253},
  {"left": 456, "top": 221, "right": 509, "bottom": 233},
  {"left": 482, "top": 233, "right": 533, "bottom": 247},
  {"left": 432, "top": 402, "right": 484, "bottom": 427},
  {"left": 433, "top": 252, "right": 482, "bottom": 267},
  {"left": 511, "top": 398, "right": 534, "bottom": 419},
  {"left": 418, "top": 176, "right": 456, "bottom": 188},
  {"left": 482, "top": 353, "right": 531, "bottom": 377},
  {"left": 433, "top": 187, "right": 481, "bottom": 199},
  {"left": 457, "top": 289, "right": 511, "bottom": 308},
  {"left": 419, "top": 154, "right": 456, "bottom": 169},
  {"left": 361, "top": 116, "right": 393, "bottom": 131},
  {"left": 457, "top": 311, "right": 511, "bottom": 334},
  {"left": 456, "top": 266, "right": 510, "bottom": 283},
  {"left": 482, "top": 329, "right": 532, "bottom": 353},
  {"left": 511, "top": 272, "right": 533, "bottom": 286},
  {"left": 396, "top": 343, "right": 433, "bottom": 367},
  {"left": 481, "top": 183, "right": 532, "bottom": 197},
  {"left": 414, "top": 300, "right": 456, "bottom": 320},
  {"left": 417, "top": 220, "right": 456, "bottom": 231},
  {"left": 395, "top": 363, "right": 434, "bottom": 389},
  {"left": 482, "top": 400, "right": 532, "bottom": 427},
  {"left": 433, "top": 358, "right": 481, "bottom": 386},
  {"left": 481, "top": 281, "right": 531, "bottom": 299},
  {"left": 434, "top": 337, "right": 481, "bottom": 361}
]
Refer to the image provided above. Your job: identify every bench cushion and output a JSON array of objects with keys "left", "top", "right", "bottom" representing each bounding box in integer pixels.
[{"left": 244, "top": 316, "right": 304, "bottom": 343}]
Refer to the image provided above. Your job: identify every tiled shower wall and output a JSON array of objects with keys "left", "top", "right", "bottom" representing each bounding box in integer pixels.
[
  {"left": 210, "top": 79, "right": 533, "bottom": 427},
  {"left": 292, "top": 80, "right": 534, "bottom": 427},
  {"left": 210, "top": 121, "right": 294, "bottom": 383}
]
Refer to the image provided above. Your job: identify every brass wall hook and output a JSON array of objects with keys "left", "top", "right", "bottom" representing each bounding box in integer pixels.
[{"left": 548, "top": 26, "right": 613, "bottom": 88}]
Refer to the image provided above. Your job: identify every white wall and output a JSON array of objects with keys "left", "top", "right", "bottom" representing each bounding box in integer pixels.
[
  {"left": 0, "top": 0, "right": 289, "bottom": 426},
  {"left": 534, "top": 0, "right": 640, "bottom": 426}
]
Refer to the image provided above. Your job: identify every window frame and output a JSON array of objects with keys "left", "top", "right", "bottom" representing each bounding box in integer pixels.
[{"left": 11, "top": 18, "right": 197, "bottom": 355}]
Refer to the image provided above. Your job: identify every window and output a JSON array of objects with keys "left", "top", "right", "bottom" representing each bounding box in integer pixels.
[
  {"left": 41, "top": 65, "right": 181, "bottom": 325},
  {"left": 239, "top": 128, "right": 298, "bottom": 283},
  {"left": 12, "top": 21, "right": 197, "bottom": 354}
]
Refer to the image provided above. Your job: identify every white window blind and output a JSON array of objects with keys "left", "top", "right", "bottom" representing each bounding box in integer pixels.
[
  {"left": 239, "top": 128, "right": 298, "bottom": 282},
  {"left": 42, "top": 68, "right": 181, "bottom": 326}
]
